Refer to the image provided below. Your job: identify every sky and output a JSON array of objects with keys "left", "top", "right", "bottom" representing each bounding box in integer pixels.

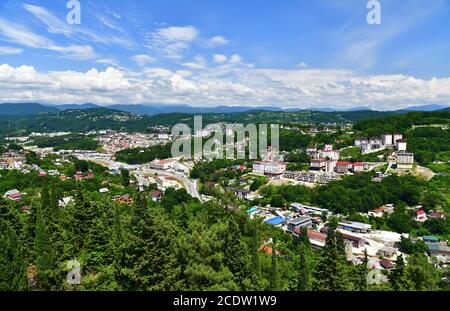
[{"left": 0, "top": 0, "right": 450, "bottom": 110}]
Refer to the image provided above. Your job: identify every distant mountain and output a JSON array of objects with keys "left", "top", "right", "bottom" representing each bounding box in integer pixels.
[
  {"left": 0, "top": 103, "right": 59, "bottom": 115},
  {"left": 56, "top": 103, "right": 101, "bottom": 110},
  {"left": 107, "top": 104, "right": 285, "bottom": 115},
  {"left": 400, "top": 104, "right": 449, "bottom": 112}
]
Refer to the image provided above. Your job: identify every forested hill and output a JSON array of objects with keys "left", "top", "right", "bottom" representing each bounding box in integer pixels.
[
  {"left": 0, "top": 106, "right": 448, "bottom": 135},
  {"left": 353, "top": 111, "right": 450, "bottom": 137}
]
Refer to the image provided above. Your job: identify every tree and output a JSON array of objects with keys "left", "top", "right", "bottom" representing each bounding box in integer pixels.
[
  {"left": 389, "top": 254, "right": 413, "bottom": 291},
  {"left": 120, "top": 168, "right": 130, "bottom": 187},
  {"left": 223, "top": 220, "right": 250, "bottom": 287},
  {"left": 269, "top": 244, "right": 279, "bottom": 291},
  {"left": 0, "top": 225, "right": 27, "bottom": 290},
  {"left": 313, "top": 222, "right": 349, "bottom": 291},
  {"left": 295, "top": 241, "right": 310, "bottom": 291}
]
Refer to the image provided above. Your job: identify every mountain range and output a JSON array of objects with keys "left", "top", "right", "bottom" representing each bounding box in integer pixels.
[{"left": 0, "top": 102, "right": 449, "bottom": 116}]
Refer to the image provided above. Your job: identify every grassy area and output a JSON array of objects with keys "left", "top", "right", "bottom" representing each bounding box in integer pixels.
[
  {"left": 427, "top": 162, "right": 450, "bottom": 174},
  {"left": 340, "top": 146, "right": 361, "bottom": 159}
]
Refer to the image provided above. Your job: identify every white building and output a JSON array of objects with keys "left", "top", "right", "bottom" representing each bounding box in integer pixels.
[
  {"left": 355, "top": 138, "right": 368, "bottom": 147},
  {"left": 396, "top": 152, "right": 414, "bottom": 169},
  {"left": 149, "top": 158, "right": 177, "bottom": 170},
  {"left": 381, "top": 133, "right": 393, "bottom": 146},
  {"left": 252, "top": 161, "right": 286, "bottom": 175},
  {"left": 396, "top": 139, "right": 407, "bottom": 152},
  {"left": 393, "top": 133, "right": 403, "bottom": 144}
]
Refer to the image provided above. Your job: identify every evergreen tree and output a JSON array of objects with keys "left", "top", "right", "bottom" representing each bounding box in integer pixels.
[
  {"left": 0, "top": 225, "right": 27, "bottom": 290},
  {"left": 313, "top": 222, "right": 349, "bottom": 291},
  {"left": 296, "top": 241, "right": 310, "bottom": 291},
  {"left": 389, "top": 254, "right": 413, "bottom": 291},
  {"left": 269, "top": 244, "right": 279, "bottom": 291}
]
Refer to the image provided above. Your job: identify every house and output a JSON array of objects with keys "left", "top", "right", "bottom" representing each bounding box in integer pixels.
[
  {"left": 86, "top": 172, "right": 95, "bottom": 179},
  {"left": 20, "top": 205, "right": 31, "bottom": 213},
  {"left": 369, "top": 207, "right": 385, "bottom": 218},
  {"left": 377, "top": 246, "right": 397, "bottom": 258},
  {"left": 99, "top": 188, "right": 109, "bottom": 193},
  {"left": 259, "top": 244, "right": 281, "bottom": 255},
  {"left": 5, "top": 189, "right": 22, "bottom": 201},
  {"left": 355, "top": 137, "right": 369, "bottom": 147},
  {"left": 320, "top": 149, "right": 340, "bottom": 161},
  {"left": 381, "top": 133, "right": 393, "bottom": 146},
  {"left": 352, "top": 162, "right": 365, "bottom": 173},
  {"left": 338, "top": 221, "right": 372, "bottom": 233},
  {"left": 58, "top": 196, "right": 74, "bottom": 208},
  {"left": 336, "top": 161, "right": 352, "bottom": 173},
  {"left": 150, "top": 190, "right": 162, "bottom": 202},
  {"left": 320, "top": 227, "right": 366, "bottom": 248},
  {"left": 379, "top": 258, "right": 394, "bottom": 270},
  {"left": 39, "top": 171, "right": 47, "bottom": 177},
  {"left": 428, "top": 243, "right": 450, "bottom": 257},
  {"left": 415, "top": 210, "right": 427, "bottom": 222},
  {"left": 310, "top": 158, "right": 326, "bottom": 170},
  {"left": 307, "top": 229, "right": 327, "bottom": 249},
  {"left": 396, "top": 139, "right": 407, "bottom": 152},
  {"left": 423, "top": 236, "right": 439, "bottom": 243},
  {"left": 287, "top": 216, "right": 313, "bottom": 232},
  {"left": 429, "top": 211, "right": 445, "bottom": 219},
  {"left": 155, "top": 176, "right": 180, "bottom": 190},
  {"left": 149, "top": 158, "right": 177, "bottom": 170},
  {"left": 230, "top": 189, "right": 251, "bottom": 200},
  {"left": 114, "top": 194, "right": 133, "bottom": 204}
]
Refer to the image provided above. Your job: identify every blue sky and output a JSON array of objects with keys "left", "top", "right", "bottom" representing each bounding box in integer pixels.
[{"left": 0, "top": 0, "right": 449, "bottom": 109}]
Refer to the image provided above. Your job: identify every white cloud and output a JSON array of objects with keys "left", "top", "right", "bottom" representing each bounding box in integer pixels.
[
  {"left": 23, "top": 4, "right": 132, "bottom": 47},
  {"left": 0, "top": 46, "right": 22, "bottom": 55},
  {"left": 96, "top": 58, "right": 120, "bottom": 67},
  {"left": 132, "top": 54, "right": 156, "bottom": 66},
  {"left": 229, "top": 54, "right": 242, "bottom": 64},
  {"left": 213, "top": 54, "right": 228, "bottom": 63},
  {"left": 0, "top": 18, "right": 96, "bottom": 60},
  {"left": 208, "top": 36, "right": 229, "bottom": 47},
  {"left": 1, "top": 63, "right": 450, "bottom": 110},
  {"left": 182, "top": 55, "right": 206, "bottom": 69},
  {"left": 296, "top": 62, "right": 308, "bottom": 68},
  {"left": 148, "top": 26, "right": 198, "bottom": 59}
]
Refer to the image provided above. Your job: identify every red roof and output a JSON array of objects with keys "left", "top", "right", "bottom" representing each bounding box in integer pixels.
[
  {"left": 380, "top": 259, "right": 394, "bottom": 269},
  {"left": 9, "top": 193, "right": 22, "bottom": 199},
  {"left": 416, "top": 210, "right": 426, "bottom": 215},
  {"left": 151, "top": 190, "right": 162, "bottom": 198},
  {"left": 353, "top": 162, "right": 364, "bottom": 166},
  {"left": 337, "top": 161, "right": 352, "bottom": 165},
  {"left": 429, "top": 211, "right": 444, "bottom": 218},
  {"left": 307, "top": 229, "right": 327, "bottom": 242}
]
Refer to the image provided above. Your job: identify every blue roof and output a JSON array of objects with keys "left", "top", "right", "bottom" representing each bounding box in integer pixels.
[
  {"left": 265, "top": 216, "right": 285, "bottom": 226},
  {"left": 247, "top": 207, "right": 258, "bottom": 214},
  {"left": 423, "top": 236, "right": 439, "bottom": 242}
]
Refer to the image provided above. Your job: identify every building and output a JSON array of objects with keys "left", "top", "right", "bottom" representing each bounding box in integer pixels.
[
  {"left": 415, "top": 210, "right": 427, "bottom": 222},
  {"left": 325, "top": 160, "right": 337, "bottom": 173},
  {"left": 320, "top": 149, "right": 340, "bottom": 161},
  {"left": 59, "top": 196, "right": 74, "bottom": 207},
  {"left": 355, "top": 137, "right": 368, "bottom": 147},
  {"left": 393, "top": 133, "right": 403, "bottom": 144},
  {"left": 381, "top": 133, "right": 393, "bottom": 146},
  {"left": 149, "top": 158, "right": 177, "bottom": 170},
  {"left": 252, "top": 161, "right": 286, "bottom": 175},
  {"left": 429, "top": 211, "right": 445, "bottom": 219},
  {"left": 369, "top": 137, "right": 382, "bottom": 147},
  {"left": 5, "top": 189, "right": 22, "bottom": 201},
  {"left": 336, "top": 161, "right": 352, "bottom": 173},
  {"left": 396, "top": 152, "right": 414, "bottom": 169},
  {"left": 114, "top": 194, "right": 133, "bottom": 204},
  {"left": 352, "top": 162, "right": 365, "bottom": 173},
  {"left": 396, "top": 139, "right": 407, "bottom": 152},
  {"left": 379, "top": 258, "right": 394, "bottom": 270},
  {"left": 287, "top": 216, "right": 313, "bottom": 232},
  {"left": 155, "top": 176, "right": 180, "bottom": 190},
  {"left": 151, "top": 190, "right": 162, "bottom": 202},
  {"left": 338, "top": 221, "right": 372, "bottom": 233},
  {"left": 377, "top": 246, "right": 397, "bottom": 258},
  {"left": 310, "top": 158, "right": 326, "bottom": 170},
  {"left": 265, "top": 216, "right": 285, "bottom": 226}
]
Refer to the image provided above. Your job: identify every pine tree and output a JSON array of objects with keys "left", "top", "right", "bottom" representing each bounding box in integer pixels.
[
  {"left": 389, "top": 254, "right": 413, "bottom": 291},
  {"left": 34, "top": 202, "right": 57, "bottom": 290},
  {"left": 313, "top": 222, "right": 349, "bottom": 291},
  {"left": 0, "top": 225, "right": 27, "bottom": 290},
  {"left": 223, "top": 220, "right": 250, "bottom": 287},
  {"left": 296, "top": 241, "right": 310, "bottom": 291},
  {"left": 269, "top": 244, "right": 279, "bottom": 291}
]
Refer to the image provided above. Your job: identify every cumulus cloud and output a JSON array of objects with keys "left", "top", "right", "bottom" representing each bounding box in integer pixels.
[
  {"left": 208, "top": 36, "right": 229, "bottom": 47},
  {"left": 1, "top": 63, "right": 450, "bottom": 110}
]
